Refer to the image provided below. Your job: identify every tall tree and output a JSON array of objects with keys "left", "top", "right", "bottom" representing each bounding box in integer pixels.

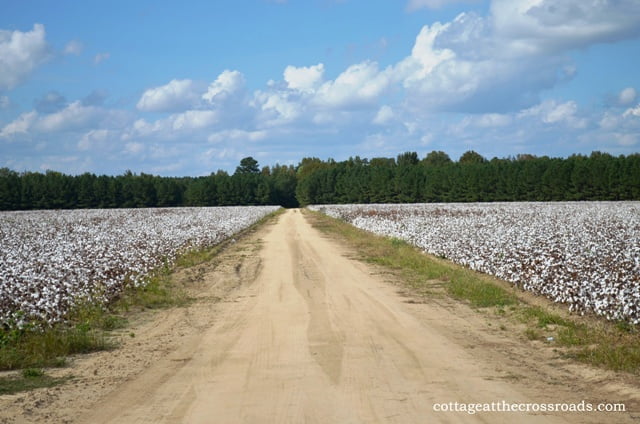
[
  {"left": 459, "top": 150, "right": 486, "bottom": 164},
  {"left": 235, "top": 157, "right": 260, "bottom": 174},
  {"left": 397, "top": 151, "right": 419, "bottom": 167},
  {"left": 422, "top": 151, "right": 452, "bottom": 167}
]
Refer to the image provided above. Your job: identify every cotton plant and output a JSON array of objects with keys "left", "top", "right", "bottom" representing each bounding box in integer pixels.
[{"left": 0, "top": 206, "right": 279, "bottom": 328}]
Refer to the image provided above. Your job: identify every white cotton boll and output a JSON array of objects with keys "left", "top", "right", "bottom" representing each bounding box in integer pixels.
[{"left": 1, "top": 206, "right": 279, "bottom": 328}]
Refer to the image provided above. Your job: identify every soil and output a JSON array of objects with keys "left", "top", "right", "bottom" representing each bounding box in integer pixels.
[{"left": 1, "top": 209, "right": 638, "bottom": 423}]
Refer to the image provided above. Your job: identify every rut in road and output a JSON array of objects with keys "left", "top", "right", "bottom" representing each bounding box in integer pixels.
[{"left": 78, "top": 209, "right": 625, "bottom": 424}]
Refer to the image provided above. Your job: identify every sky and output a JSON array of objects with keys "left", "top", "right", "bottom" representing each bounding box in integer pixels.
[{"left": 1, "top": 0, "right": 639, "bottom": 176}]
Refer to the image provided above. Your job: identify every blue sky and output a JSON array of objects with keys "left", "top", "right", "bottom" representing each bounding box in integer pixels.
[{"left": 1, "top": 0, "right": 639, "bottom": 176}]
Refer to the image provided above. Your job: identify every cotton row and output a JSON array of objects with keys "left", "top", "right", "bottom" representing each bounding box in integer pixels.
[{"left": 0, "top": 206, "right": 279, "bottom": 328}]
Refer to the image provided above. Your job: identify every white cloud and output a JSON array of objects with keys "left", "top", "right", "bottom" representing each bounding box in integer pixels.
[
  {"left": 126, "top": 110, "right": 219, "bottom": 139},
  {"left": 0, "top": 111, "right": 38, "bottom": 138},
  {"left": 251, "top": 0, "right": 640, "bottom": 130},
  {"left": 37, "top": 101, "right": 103, "bottom": 132},
  {"left": 623, "top": 104, "right": 640, "bottom": 119},
  {"left": 0, "top": 24, "right": 50, "bottom": 90},
  {"left": 78, "top": 129, "right": 111, "bottom": 151},
  {"left": 135, "top": 71, "right": 247, "bottom": 115},
  {"left": 93, "top": 52, "right": 110, "bottom": 65},
  {"left": 373, "top": 105, "right": 394, "bottom": 125},
  {"left": 396, "top": 1, "right": 640, "bottom": 113},
  {"left": 252, "top": 60, "right": 392, "bottom": 129},
  {"left": 619, "top": 87, "right": 637, "bottom": 106},
  {"left": 399, "top": 22, "right": 455, "bottom": 84},
  {"left": 63, "top": 40, "right": 83, "bottom": 56},
  {"left": 172, "top": 110, "right": 218, "bottom": 130},
  {"left": 253, "top": 60, "right": 392, "bottom": 130},
  {"left": 543, "top": 101, "right": 577, "bottom": 124},
  {"left": 472, "top": 113, "right": 513, "bottom": 128},
  {"left": 284, "top": 63, "right": 324, "bottom": 91},
  {"left": 202, "top": 70, "right": 245, "bottom": 104},
  {"left": 254, "top": 90, "right": 301, "bottom": 124},
  {"left": 1, "top": 101, "right": 130, "bottom": 143},
  {"left": 490, "top": 0, "right": 640, "bottom": 55},
  {"left": 137, "top": 79, "right": 199, "bottom": 112},
  {"left": 0, "top": 95, "right": 9, "bottom": 109},
  {"left": 519, "top": 100, "right": 586, "bottom": 128},
  {"left": 314, "top": 61, "right": 390, "bottom": 109}
]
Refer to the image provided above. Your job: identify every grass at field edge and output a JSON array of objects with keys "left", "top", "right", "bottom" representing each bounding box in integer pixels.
[{"left": 303, "top": 208, "right": 640, "bottom": 375}]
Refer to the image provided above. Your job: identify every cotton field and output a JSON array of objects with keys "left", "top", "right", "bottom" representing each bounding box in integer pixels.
[
  {"left": 310, "top": 202, "right": 640, "bottom": 324},
  {"left": 0, "top": 206, "right": 279, "bottom": 328}
]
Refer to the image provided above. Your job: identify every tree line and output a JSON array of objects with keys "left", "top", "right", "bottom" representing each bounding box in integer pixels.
[
  {"left": 0, "top": 157, "right": 297, "bottom": 210},
  {"left": 295, "top": 151, "right": 640, "bottom": 205},
  {"left": 1, "top": 151, "right": 638, "bottom": 210}
]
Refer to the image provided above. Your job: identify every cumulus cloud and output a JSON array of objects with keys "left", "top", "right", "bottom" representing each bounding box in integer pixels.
[
  {"left": 202, "top": 70, "right": 245, "bottom": 104},
  {"left": 137, "top": 79, "right": 200, "bottom": 112},
  {"left": 121, "top": 70, "right": 252, "bottom": 144},
  {"left": 249, "top": 0, "right": 640, "bottom": 131},
  {"left": 396, "top": 0, "right": 640, "bottom": 113},
  {"left": 0, "top": 101, "right": 130, "bottom": 142},
  {"left": 252, "top": 60, "right": 391, "bottom": 129},
  {"left": 284, "top": 63, "right": 324, "bottom": 91},
  {"left": 126, "top": 110, "right": 219, "bottom": 140},
  {"left": 395, "top": 22, "right": 455, "bottom": 86},
  {"left": 313, "top": 61, "right": 390, "bottom": 109},
  {"left": 623, "top": 105, "right": 640, "bottom": 119},
  {"left": 491, "top": 0, "right": 640, "bottom": 55},
  {"left": 0, "top": 24, "right": 50, "bottom": 90},
  {"left": 519, "top": 100, "right": 586, "bottom": 128},
  {"left": 172, "top": 110, "right": 219, "bottom": 130},
  {"left": 0, "top": 111, "right": 38, "bottom": 138},
  {"left": 37, "top": 101, "right": 105, "bottom": 132},
  {"left": 254, "top": 89, "right": 303, "bottom": 125}
]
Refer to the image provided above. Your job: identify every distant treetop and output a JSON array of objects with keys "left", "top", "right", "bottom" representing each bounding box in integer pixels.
[{"left": 235, "top": 157, "right": 260, "bottom": 174}]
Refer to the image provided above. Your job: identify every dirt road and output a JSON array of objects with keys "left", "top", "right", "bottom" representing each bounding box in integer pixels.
[{"left": 3, "top": 209, "right": 638, "bottom": 423}]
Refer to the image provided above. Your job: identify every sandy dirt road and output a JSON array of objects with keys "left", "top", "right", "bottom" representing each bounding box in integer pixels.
[
  {"left": 3, "top": 209, "right": 638, "bottom": 423},
  {"left": 72, "top": 209, "right": 639, "bottom": 424}
]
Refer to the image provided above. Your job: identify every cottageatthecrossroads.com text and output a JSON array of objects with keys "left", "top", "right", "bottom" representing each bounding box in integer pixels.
[{"left": 432, "top": 400, "right": 626, "bottom": 415}]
